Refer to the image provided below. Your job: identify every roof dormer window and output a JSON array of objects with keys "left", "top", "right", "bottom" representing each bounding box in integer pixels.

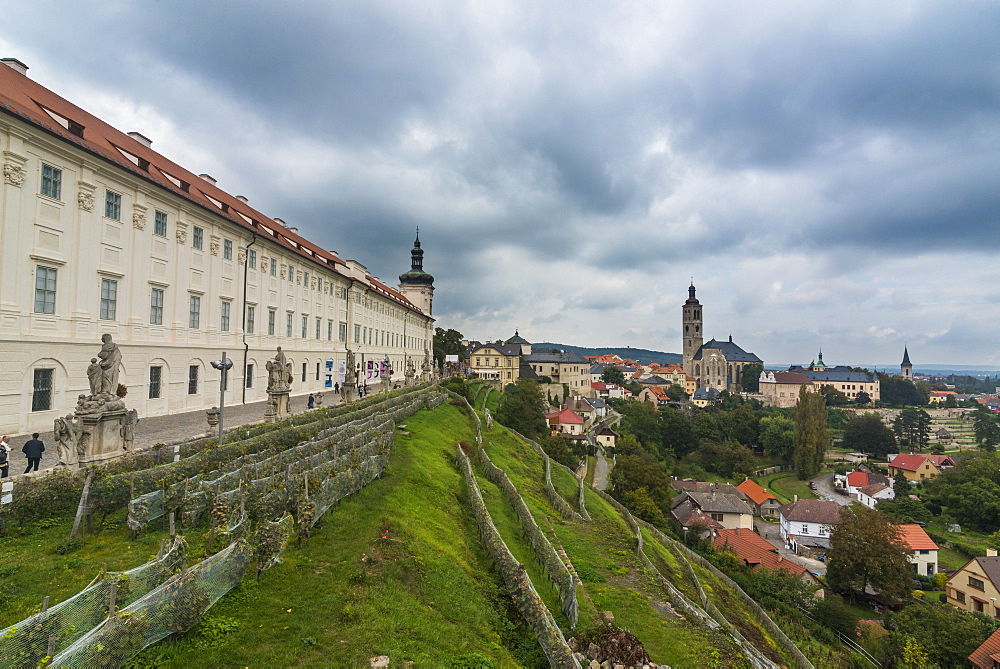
[{"left": 36, "top": 102, "right": 85, "bottom": 138}]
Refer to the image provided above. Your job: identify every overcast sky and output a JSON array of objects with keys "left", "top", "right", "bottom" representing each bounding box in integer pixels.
[{"left": 3, "top": 1, "right": 998, "bottom": 366}]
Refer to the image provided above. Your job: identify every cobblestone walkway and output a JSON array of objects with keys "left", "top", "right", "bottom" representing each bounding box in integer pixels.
[{"left": 2, "top": 391, "right": 339, "bottom": 476}]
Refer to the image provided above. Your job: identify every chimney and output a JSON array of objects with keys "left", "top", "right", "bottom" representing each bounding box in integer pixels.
[
  {"left": 235, "top": 195, "right": 248, "bottom": 203},
  {"left": 327, "top": 249, "right": 340, "bottom": 258},
  {"left": 1, "top": 58, "right": 28, "bottom": 75},
  {"left": 989, "top": 548, "right": 998, "bottom": 557},
  {"left": 288, "top": 227, "right": 298, "bottom": 233},
  {"left": 794, "top": 494, "right": 798, "bottom": 502},
  {"left": 127, "top": 131, "right": 152, "bottom": 148},
  {"left": 197, "top": 173, "right": 217, "bottom": 185},
  {"left": 274, "top": 218, "right": 288, "bottom": 228}
]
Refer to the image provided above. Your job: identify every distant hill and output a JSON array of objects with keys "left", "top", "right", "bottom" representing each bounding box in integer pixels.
[{"left": 532, "top": 342, "right": 682, "bottom": 365}]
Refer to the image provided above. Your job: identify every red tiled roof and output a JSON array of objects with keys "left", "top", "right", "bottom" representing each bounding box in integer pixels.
[
  {"left": 673, "top": 507, "right": 723, "bottom": 529},
  {"left": 779, "top": 499, "right": 842, "bottom": 525},
  {"left": 925, "top": 454, "right": 955, "bottom": 467},
  {"left": 0, "top": 60, "right": 424, "bottom": 315},
  {"left": 714, "top": 529, "right": 809, "bottom": 578},
  {"left": 858, "top": 483, "right": 890, "bottom": 498},
  {"left": 770, "top": 371, "right": 813, "bottom": 385},
  {"left": 969, "top": 628, "right": 1000, "bottom": 668},
  {"left": 736, "top": 479, "right": 777, "bottom": 506},
  {"left": 846, "top": 472, "right": 869, "bottom": 488},
  {"left": 895, "top": 524, "right": 938, "bottom": 551},
  {"left": 889, "top": 454, "right": 932, "bottom": 472},
  {"left": 544, "top": 408, "right": 583, "bottom": 424}
]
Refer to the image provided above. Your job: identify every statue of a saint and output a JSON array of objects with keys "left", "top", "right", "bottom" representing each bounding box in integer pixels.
[
  {"left": 87, "top": 358, "right": 101, "bottom": 396},
  {"left": 267, "top": 347, "right": 289, "bottom": 392},
  {"left": 120, "top": 409, "right": 139, "bottom": 451},
  {"left": 97, "top": 334, "right": 122, "bottom": 396},
  {"left": 345, "top": 349, "right": 356, "bottom": 385},
  {"left": 54, "top": 414, "right": 82, "bottom": 466}
]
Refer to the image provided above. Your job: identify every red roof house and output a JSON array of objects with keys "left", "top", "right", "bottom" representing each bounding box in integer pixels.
[{"left": 736, "top": 479, "right": 781, "bottom": 517}]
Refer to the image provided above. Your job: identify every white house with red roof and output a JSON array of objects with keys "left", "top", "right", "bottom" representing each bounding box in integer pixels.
[
  {"left": 856, "top": 483, "right": 895, "bottom": 508},
  {"left": 779, "top": 499, "right": 842, "bottom": 551},
  {"left": 544, "top": 407, "right": 585, "bottom": 435},
  {"left": 895, "top": 524, "right": 938, "bottom": 576},
  {"left": 590, "top": 382, "right": 624, "bottom": 399}
]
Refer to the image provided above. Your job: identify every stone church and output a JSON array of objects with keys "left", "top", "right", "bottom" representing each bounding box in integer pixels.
[{"left": 681, "top": 283, "right": 762, "bottom": 393}]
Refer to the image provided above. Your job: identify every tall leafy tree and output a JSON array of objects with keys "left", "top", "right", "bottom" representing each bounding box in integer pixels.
[
  {"left": 842, "top": 413, "right": 896, "bottom": 458},
  {"left": 600, "top": 365, "right": 627, "bottom": 386},
  {"left": 724, "top": 403, "right": 760, "bottom": 447},
  {"left": 893, "top": 408, "right": 932, "bottom": 450},
  {"left": 879, "top": 375, "right": 926, "bottom": 406},
  {"left": 793, "top": 388, "right": 828, "bottom": 480},
  {"left": 826, "top": 506, "right": 913, "bottom": 601},
  {"left": 433, "top": 327, "right": 466, "bottom": 366},
  {"left": 889, "top": 602, "right": 1000, "bottom": 668},
  {"left": 658, "top": 407, "right": 699, "bottom": 459},
  {"left": 973, "top": 405, "right": 1000, "bottom": 452},
  {"left": 739, "top": 362, "right": 763, "bottom": 393},
  {"left": 759, "top": 415, "right": 795, "bottom": 462},
  {"left": 496, "top": 379, "right": 547, "bottom": 439}
]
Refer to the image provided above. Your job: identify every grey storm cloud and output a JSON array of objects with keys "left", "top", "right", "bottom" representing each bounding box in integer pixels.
[{"left": 2, "top": 0, "right": 998, "bottom": 363}]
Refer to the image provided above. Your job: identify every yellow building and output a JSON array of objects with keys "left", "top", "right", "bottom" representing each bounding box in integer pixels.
[
  {"left": 887, "top": 454, "right": 941, "bottom": 482},
  {"left": 945, "top": 555, "right": 1000, "bottom": 618},
  {"left": 466, "top": 342, "right": 521, "bottom": 383}
]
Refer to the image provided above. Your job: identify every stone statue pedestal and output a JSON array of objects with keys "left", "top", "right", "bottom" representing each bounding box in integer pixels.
[
  {"left": 265, "top": 391, "right": 290, "bottom": 421},
  {"left": 77, "top": 409, "right": 128, "bottom": 466},
  {"left": 341, "top": 382, "right": 358, "bottom": 403}
]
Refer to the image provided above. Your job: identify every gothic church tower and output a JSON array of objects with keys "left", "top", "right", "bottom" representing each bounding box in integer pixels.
[
  {"left": 901, "top": 346, "right": 912, "bottom": 380},
  {"left": 398, "top": 230, "right": 435, "bottom": 315},
  {"left": 682, "top": 282, "right": 703, "bottom": 378}
]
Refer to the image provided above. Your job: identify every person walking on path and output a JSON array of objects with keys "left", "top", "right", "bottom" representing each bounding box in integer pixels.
[
  {"left": 22, "top": 433, "right": 44, "bottom": 473},
  {"left": 0, "top": 436, "right": 10, "bottom": 478},
  {"left": 307, "top": 393, "right": 315, "bottom": 410}
]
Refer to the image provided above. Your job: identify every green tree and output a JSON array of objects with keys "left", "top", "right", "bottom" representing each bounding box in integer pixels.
[
  {"left": 879, "top": 375, "right": 925, "bottom": 406},
  {"left": 819, "top": 384, "right": 851, "bottom": 406},
  {"left": 692, "top": 411, "right": 722, "bottom": 443},
  {"left": 610, "top": 453, "right": 673, "bottom": 514},
  {"left": 893, "top": 468, "right": 911, "bottom": 495},
  {"left": 724, "top": 403, "right": 760, "bottom": 447},
  {"left": 433, "top": 327, "right": 466, "bottom": 367},
  {"left": 689, "top": 440, "right": 756, "bottom": 479},
  {"left": 793, "top": 388, "right": 828, "bottom": 480},
  {"left": 854, "top": 390, "right": 872, "bottom": 406},
  {"left": 495, "top": 379, "right": 547, "bottom": 439},
  {"left": 842, "top": 413, "right": 896, "bottom": 458},
  {"left": 622, "top": 487, "right": 668, "bottom": 526},
  {"left": 759, "top": 415, "right": 795, "bottom": 462},
  {"left": 664, "top": 383, "right": 687, "bottom": 401},
  {"left": 739, "top": 362, "right": 763, "bottom": 393},
  {"left": 973, "top": 405, "right": 1000, "bottom": 452},
  {"left": 600, "top": 365, "right": 627, "bottom": 386},
  {"left": 826, "top": 506, "right": 914, "bottom": 601},
  {"left": 809, "top": 596, "right": 857, "bottom": 638},
  {"left": 616, "top": 401, "right": 662, "bottom": 455},
  {"left": 893, "top": 408, "right": 932, "bottom": 450},
  {"left": 875, "top": 496, "right": 931, "bottom": 524},
  {"left": 658, "top": 407, "right": 699, "bottom": 459},
  {"left": 888, "top": 602, "right": 1000, "bottom": 668}
]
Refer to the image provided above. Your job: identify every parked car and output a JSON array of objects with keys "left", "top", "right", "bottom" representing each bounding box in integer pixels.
[
  {"left": 808, "top": 482, "right": 818, "bottom": 490},
  {"left": 817, "top": 553, "right": 826, "bottom": 562}
]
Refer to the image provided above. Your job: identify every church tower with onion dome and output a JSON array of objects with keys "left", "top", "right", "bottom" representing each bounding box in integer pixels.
[{"left": 398, "top": 229, "right": 435, "bottom": 315}]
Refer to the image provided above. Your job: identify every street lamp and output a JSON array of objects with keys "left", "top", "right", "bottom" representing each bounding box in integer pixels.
[{"left": 210, "top": 353, "right": 234, "bottom": 442}]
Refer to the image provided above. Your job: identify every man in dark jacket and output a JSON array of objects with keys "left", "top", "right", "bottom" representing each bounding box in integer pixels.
[{"left": 22, "top": 433, "right": 44, "bottom": 473}]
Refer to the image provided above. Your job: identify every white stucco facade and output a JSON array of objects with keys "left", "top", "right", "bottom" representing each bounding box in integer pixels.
[{"left": 0, "top": 60, "right": 434, "bottom": 436}]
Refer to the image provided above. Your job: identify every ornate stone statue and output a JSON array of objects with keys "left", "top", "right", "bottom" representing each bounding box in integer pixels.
[
  {"left": 98, "top": 333, "right": 122, "bottom": 396},
  {"left": 120, "top": 409, "right": 139, "bottom": 451},
  {"left": 345, "top": 349, "right": 357, "bottom": 385},
  {"left": 87, "top": 358, "right": 101, "bottom": 396},
  {"left": 54, "top": 414, "right": 83, "bottom": 466},
  {"left": 266, "top": 347, "right": 290, "bottom": 393}
]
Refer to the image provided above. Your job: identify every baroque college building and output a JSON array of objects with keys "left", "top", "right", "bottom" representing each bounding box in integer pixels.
[
  {"left": 0, "top": 58, "right": 435, "bottom": 436},
  {"left": 681, "top": 283, "right": 762, "bottom": 393}
]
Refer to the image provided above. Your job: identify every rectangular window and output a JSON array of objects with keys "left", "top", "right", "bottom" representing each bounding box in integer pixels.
[
  {"left": 955, "top": 590, "right": 966, "bottom": 603},
  {"left": 316, "top": 317, "right": 321, "bottom": 339},
  {"left": 247, "top": 248, "right": 256, "bottom": 269},
  {"left": 246, "top": 305, "right": 255, "bottom": 334},
  {"left": 189, "top": 295, "right": 201, "bottom": 328},
  {"left": 100, "top": 278, "right": 118, "bottom": 320},
  {"left": 801, "top": 525, "right": 809, "bottom": 534},
  {"left": 269, "top": 258, "right": 277, "bottom": 276},
  {"left": 41, "top": 164, "right": 62, "bottom": 200},
  {"left": 286, "top": 312, "right": 293, "bottom": 338},
  {"left": 354, "top": 324, "right": 361, "bottom": 344},
  {"left": 969, "top": 577, "right": 985, "bottom": 591},
  {"left": 223, "top": 239, "right": 233, "bottom": 260},
  {"left": 288, "top": 264, "right": 294, "bottom": 282},
  {"left": 32, "top": 368, "right": 53, "bottom": 412},
  {"left": 302, "top": 315, "right": 308, "bottom": 339},
  {"left": 339, "top": 286, "right": 348, "bottom": 300},
  {"left": 339, "top": 322, "right": 347, "bottom": 342},
  {"left": 316, "top": 362, "right": 320, "bottom": 381},
  {"left": 303, "top": 271, "right": 310, "bottom": 288},
  {"left": 104, "top": 190, "right": 121, "bottom": 220},
  {"left": 327, "top": 320, "right": 333, "bottom": 341},
  {"left": 149, "top": 366, "right": 162, "bottom": 399},
  {"left": 245, "top": 364, "right": 254, "bottom": 389},
  {"left": 154, "top": 210, "right": 167, "bottom": 237},
  {"left": 150, "top": 287, "right": 164, "bottom": 325},
  {"left": 301, "top": 362, "right": 306, "bottom": 383},
  {"left": 34, "top": 266, "right": 57, "bottom": 313},
  {"left": 188, "top": 365, "right": 199, "bottom": 394},
  {"left": 355, "top": 292, "right": 362, "bottom": 304},
  {"left": 221, "top": 300, "right": 231, "bottom": 332},
  {"left": 268, "top": 308, "right": 276, "bottom": 336},
  {"left": 192, "top": 226, "right": 204, "bottom": 250}
]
